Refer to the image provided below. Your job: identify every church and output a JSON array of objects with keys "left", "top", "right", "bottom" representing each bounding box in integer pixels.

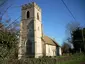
[{"left": 18, "top": 2, "right": 61, "bottom": 59}]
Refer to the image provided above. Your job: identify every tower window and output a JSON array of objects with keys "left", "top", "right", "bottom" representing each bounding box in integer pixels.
[
  {"left": 27, "top": 11, "right": 30, "bottom": 18},
  {"left": 37, "top": 13, "right": 39, "bottom": 20}
]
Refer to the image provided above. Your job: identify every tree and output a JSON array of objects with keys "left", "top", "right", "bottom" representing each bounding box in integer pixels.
[
  {"left": 65, "top": 21, "right": 85, "bottom": 53},
  {"left": 66, "top": 21, "right": 80, "bottom": 38},
  {"left": 62, "top": 42, "right": 70, "bottom": 54},
  {"left": 72, "top": 27, "right": 85, "bottom": 53},
  {"left": 0, "top": 1, "right": 20, "bottom": 63},
  {"left": 0, "top": 21, "right": 19, "bottom": 63}
]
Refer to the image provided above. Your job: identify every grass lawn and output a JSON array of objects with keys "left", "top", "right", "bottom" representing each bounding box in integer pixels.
[
  {"left": 56, "top": 53, "right": 85, "bottom": 64},
  {"left": 59, "top": 58, "right": 85, "bottom": 64}
]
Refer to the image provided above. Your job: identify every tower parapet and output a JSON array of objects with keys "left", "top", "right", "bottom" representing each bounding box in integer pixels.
[{"left": 22, "top": 2, "right": 41, "bottom": 11}]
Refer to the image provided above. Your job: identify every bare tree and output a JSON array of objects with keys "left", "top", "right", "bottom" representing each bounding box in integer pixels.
[{"left": 65, "top": 21, "right": 80, "bottom": 42}]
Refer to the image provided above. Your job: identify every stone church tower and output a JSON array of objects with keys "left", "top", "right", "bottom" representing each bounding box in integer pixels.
[{"left": 18, "top": 2, "right": 43, "bottom": 59}]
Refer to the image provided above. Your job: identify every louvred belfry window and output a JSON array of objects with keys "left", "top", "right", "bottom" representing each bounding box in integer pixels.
[
  {"left": 37, "top": 13, "right": 39, "bottom": 20},
  {"left": 27, "top": 11, "right": 30, "bottom": 18}
]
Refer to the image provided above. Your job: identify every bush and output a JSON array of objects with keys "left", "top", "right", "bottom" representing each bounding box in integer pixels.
[{"left": 0, "top": 53, "right": 85, "bottom": 64}]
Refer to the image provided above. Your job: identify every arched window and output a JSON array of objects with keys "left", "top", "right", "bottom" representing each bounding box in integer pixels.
[
  {"left": 37, "top": 13, "right": 39, "bottom": 20},
  {"left": 27, "top": 11, "right": 30, "bottom": 18}
]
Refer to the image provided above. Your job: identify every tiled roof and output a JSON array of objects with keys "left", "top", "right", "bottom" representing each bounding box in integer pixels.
[{"left": 42, "top": 35, "right": 60, "bottom": 46}]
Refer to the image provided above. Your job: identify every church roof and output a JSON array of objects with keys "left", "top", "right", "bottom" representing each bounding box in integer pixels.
[{"left": 42, "top": 35, "right": 60, "bottom": 46}]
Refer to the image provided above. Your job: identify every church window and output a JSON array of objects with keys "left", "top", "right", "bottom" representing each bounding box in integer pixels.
[
  {"left": 27, "top": 11, "right": 30, "bottom": 18},
  {"left": 37, "top": 13, "right": 39, "bottom": 20}
]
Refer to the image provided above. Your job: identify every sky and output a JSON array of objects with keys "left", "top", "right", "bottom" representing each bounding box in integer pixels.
[{"left": 0, "top": 0, "right": 85, "bottom": 46}]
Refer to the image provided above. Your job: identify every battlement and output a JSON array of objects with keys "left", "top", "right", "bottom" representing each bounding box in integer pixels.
[{"left": 22, "top": 2, "right": 41, "bottom": 11}]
